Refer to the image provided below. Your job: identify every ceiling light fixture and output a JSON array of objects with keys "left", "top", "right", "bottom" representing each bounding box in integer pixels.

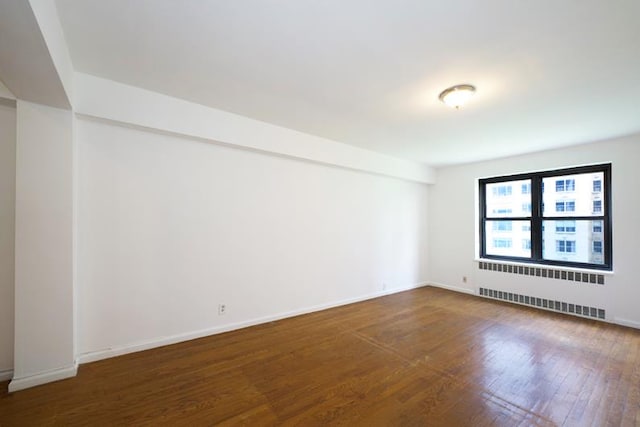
[{"left": 438, "top": 84, "right": 476, "bottom": 109}]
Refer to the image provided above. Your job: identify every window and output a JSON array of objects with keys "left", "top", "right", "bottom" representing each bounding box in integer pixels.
[
  {"left": 555, "top": 179, "right": 575, "bottom": 192},
  {"left": 484, "top": 179, "right": 533, "bottom": 258},
  {"left": 593, "top": 241, "right": 603, "bottom": 254},
  {"left": 480, "top": 163, "right": 611, "bottom": 270},
  {"left": 555, "top": 200, "right": 575, "bottom": 212},
  {"left": 492, "top": 221, "right": 512, "bottom": 231},
  {"left": 493, "top": 238, "right": 512, "bottom": 248},
  {"left": 593, "top": 200, "right": 602, "bottom": 213},
  {"left": 555, "top": 220, "right": 576, "bottom": 233},
  {"left": 593, "top": 180, "right": 602, "bottom": 192},
  {"left": 556, "top": 240, "right": 576, "bottom": 253},
  {"left": 492, "top": 185, "right": 512, "bottom": 197},
  {"left": 492, "top": 208, "right": 512, "bottom": 215}
]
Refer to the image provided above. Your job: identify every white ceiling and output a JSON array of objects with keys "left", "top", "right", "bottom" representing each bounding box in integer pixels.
[
  {"left": 0, "top": 1, "right": 70, "bottom": 108},
  {"left": 55, "top": 0, "right": 640, "bottom": 167}
]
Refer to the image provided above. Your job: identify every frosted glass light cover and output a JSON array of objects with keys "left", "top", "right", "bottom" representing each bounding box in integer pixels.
[{"left": 439, "top": 84, "right": 476, "bottom": 108}]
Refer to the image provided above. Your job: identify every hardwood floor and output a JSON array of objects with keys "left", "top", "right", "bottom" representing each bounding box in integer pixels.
[{"left": 1, "top": 286, "right": 639, "bottom": 426}]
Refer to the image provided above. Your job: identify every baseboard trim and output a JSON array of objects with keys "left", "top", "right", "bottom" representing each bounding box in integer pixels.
[
  {"left": 614, "top": 317, "right": 640, "bottom": 329},
  {"left": 8, "top": 363, "right": 78, "bottom": 393},
  {"left": 79, "top": 282, "right": 429, "bottom": 364},
  {"left": 427, "top": 282, "right": 475, "bottom": 295},
  {"left": 0, "top": 369, "right": 14, "bottom": 381}
]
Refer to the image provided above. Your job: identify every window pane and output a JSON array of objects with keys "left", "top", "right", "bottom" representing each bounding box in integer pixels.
[
  {"left": 485, "top": 179, "right": 532, "bottom": 218},
  {"left": 542, "top": 172, "right": 604, "bottom": 217},
  {"left": 542, "top": 220, "right": 605, "bottom": 265},
  {"left": 485, "top": 220, "right": 531, "bottom": 257}
]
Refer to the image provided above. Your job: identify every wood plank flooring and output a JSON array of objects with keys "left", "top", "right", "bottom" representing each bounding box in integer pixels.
[{"left": 1, "top": 286, "right": 639, "bottom": 426}]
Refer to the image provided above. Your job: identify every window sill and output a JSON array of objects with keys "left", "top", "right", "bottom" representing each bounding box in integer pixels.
[{"left": 475, "top": 258, "right": 614, "bottom": 276}]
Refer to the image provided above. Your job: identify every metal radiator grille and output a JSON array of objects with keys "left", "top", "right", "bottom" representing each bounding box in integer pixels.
[
  {"left": 479, "top": 287, "right": 606, "bottom": 320},
  {"left": 478, "top": 261, "right": 605, "bottom": 285}
]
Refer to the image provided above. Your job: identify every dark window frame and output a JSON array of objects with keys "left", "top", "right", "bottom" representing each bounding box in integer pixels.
[{"left": 479, "top": 163, "right": 612, "bottom": 270}]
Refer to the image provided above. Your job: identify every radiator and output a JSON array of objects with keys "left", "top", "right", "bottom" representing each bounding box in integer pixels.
[{"left": 478, "top": 287, "right": 605, "bottom": 320}]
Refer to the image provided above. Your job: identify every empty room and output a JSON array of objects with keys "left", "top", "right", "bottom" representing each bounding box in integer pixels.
[{"left": 1, "top": 1, "right": 639, "bottom": 425}]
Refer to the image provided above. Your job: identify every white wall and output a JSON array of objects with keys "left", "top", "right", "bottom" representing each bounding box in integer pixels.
[
  {"left": 0, "top": 101, "right": 16, "bottom": 378},
  {"left": 77, "top": 117, "right": 429, "bottom": 360},
  {"left": 429, "top": 134, "right": 640, "bottom": 328},
  {"left": 11, "top": 101, "right": 75, "bottom": 391}
]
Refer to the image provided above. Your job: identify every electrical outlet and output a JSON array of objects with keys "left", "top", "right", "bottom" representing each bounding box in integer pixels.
[
  {"left": 463, "top": 276, "right": 468, "bottom": 283},
  {"left": 382, "top": 282, "right": 387, "bottom": 291},
  {"left": 218, "top": 304, "right": 226, "bottom": 315}
]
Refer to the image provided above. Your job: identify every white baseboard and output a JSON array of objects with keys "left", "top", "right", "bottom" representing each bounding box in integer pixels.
[
  {"left": 79, "top": 281, "right": 429, "bottom": 364},
  {"left": 0, "top": 369, "right": 13, "bottom": 381},
  {"left": 427, "top": 282, "right": 476, "bottom": 295},
  {"left": 614, "top": 317, "right": 640, "bottom": 329},
  {"left": 8, "top": 363, "right": 78, "bottom": 393}
]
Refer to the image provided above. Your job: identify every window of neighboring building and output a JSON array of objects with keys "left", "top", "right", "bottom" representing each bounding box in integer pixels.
[
  {"left": 479, "top": 163, "right": 612, "bottom": 270},
  {"left": 556, "top": 179, "right": 576, "bottom": 192},
  {"left": 492, "top": 208, "right": 512, "bottom": 215},
  {"left": 593, "top": 179, "right": 602, "bottom": 192},
  {"left": 493, "top": 238, "right": 512, "bottom": 248},
  {"left": 593, "top": 241, "right": 603, "bottom": 254},
  {"left": 492, "top": 221, "right": 513, "bottom": 231},
  {"left": 555, "top": 200, "right": 576, "bottom": 212},
  {"left": 492, "top": 185, "right": 512, "bottom": 197},
  {"left": 593, "top": 200, "right": 602, "bottom": 213},
  {"left": 555, "top": 220, "right": 576, "bottom": 233},
  {"left": 556, "top": 240, "right": 576, "bottom": 253}
]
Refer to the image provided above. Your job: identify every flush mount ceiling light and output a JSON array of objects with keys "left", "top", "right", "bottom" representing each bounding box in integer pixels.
[{"left": 438, "top": 84, "right": 476, "bottom": 109}]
